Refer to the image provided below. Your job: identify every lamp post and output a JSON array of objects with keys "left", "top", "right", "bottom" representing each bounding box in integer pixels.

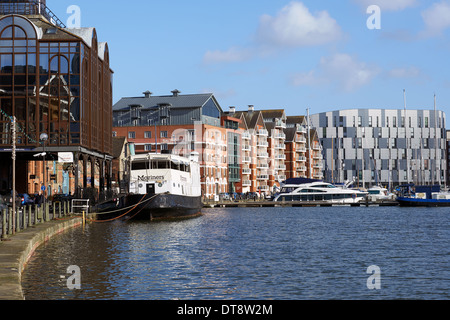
[{"left": 40, "top": 133, "right": 48, "bottom": 210}]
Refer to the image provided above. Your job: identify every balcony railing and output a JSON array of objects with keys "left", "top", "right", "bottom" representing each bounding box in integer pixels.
[
  {"left": 242, "top": 180, "right": 252, "bottom": 187},
  {"left": 257, "top": 129, "right": 269, "bottom": 136},
  {"left": 257, "top": 153, "right": 269, "bottom": 158},
  {"left": 0, "top": 1, "right": 67, "bottom": 28}
]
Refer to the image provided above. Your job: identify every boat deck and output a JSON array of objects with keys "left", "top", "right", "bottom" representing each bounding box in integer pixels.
[{"left": 204, "top": 200, "right": 399, "bottom": 208}]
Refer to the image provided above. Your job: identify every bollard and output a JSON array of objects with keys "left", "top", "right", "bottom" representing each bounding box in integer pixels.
[
  {"left": 37, "top": 206, "right": 43, "bottom": 223},
  {"left": 1, "top": 208, "right": 6, "bottom": 239},
  {"left": 34, "top": 204, "right": 38, "bottom": 225},
  {"left": 28, "top": 205, "right": 32, "bottom": 227},
  {"left": 8, "top": 208, "right": 12, "bottom": 235},
  {"left": 45, "top": 205, "right": 50, "bottom": 222},
  {"left": 64, "top": 201, "right": 68, "bottom": 216},
  {"left": 15, "top": 207, "right": 20, "bottom": 233},
  {"left": 58, "top": 202, "right": 62, "bottom": 218},
  {"left": 23, "top": 206, "right": 27, "bottom": 230},
  {"left": 52, "top": 205, "right": 56, "bottom": 221}
]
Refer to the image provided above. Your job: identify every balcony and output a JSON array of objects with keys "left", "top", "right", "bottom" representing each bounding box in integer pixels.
[
  {"left": 296, "top": 137, "right": 307, "bottom": 144},
  {"left": 275, "top": 144, "right": 286, "bottom": 150},
  {"left": 313, "top": 163, "right": 323, "bottom": 169},
  {"left": 274, "top": 133, "right": 286, "bottom": 140},
  {"left": 276, "top": 154, "right": 286, "bottom": 160},
  {"left": 277, "top": 165, "right": 286, "bottom": 171},
  {"left": 257, "top": 162, "right": 269, "bottom": 169},
  {"left": 275, "top": 120, "right": 287, "bottom": 129},
  {"left": 242, "top": 180, "right": 252, "bottom": 187},
  {"left": 296, "top": 125, "right": 307, "bottom": 134},
  {"left": 242, "top": 144, "right": 251, "bottom": 151},
  {"left": 257, "top": 153, "right": 269, "bottom": 158},
  {"left": 242, "top": 156, "right": 251, "bottom": 163},
  {"left": 297, "top": 156, "right": 307, "bottom": 162},
  {"left": 242, "top": 132, "right": 251, "bottom": 140},
  {"left": 257, "top": 141, "right": 269, "bottom": 147},
  {"left": 297, "top": 166, "right": 307, "bottom": 172},
  {"left": 242, "top": 168, "right": 252, "bottom": 175},
  {"left": 276, "top": 175, "right": 287, "bottom": 181},
  {"left": 258, "top": 185, "right": 270, "bottom": 192},
  {"left": 257, "top": 129, "right": 269, "bottom": 136},
  {"left": 257, "top": 175, "right": 269, "bottom": 180},
  {"left": 296, "top": 147, "right": 307, "bottom": 153}
]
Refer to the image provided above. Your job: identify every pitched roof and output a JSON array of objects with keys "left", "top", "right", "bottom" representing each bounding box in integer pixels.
[
  {"left": 112, "top": 136, "right": 126, "bottom": 158},
  {"left": 113, "top": 93, "right": 220, "bottom": 111}
]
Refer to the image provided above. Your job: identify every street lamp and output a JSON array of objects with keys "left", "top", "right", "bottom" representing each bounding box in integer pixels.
[{"left": 40, "top": 133, "right": 48, "bottom": 209}]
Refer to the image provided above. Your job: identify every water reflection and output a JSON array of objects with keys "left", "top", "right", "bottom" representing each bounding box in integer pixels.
[{"left": 22, "top": 207, "right": 450, "bottom": 300}]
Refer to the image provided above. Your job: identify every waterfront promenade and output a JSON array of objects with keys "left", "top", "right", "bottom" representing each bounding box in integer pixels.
[{"left": 0, "top": 202, "right": 82, "bottom": 300}]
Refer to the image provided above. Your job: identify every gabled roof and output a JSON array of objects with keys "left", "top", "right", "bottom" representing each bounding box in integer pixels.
[
  {"left": 260, "top": 109, "right": 286, "bottom": 121},
  {"left": 113, "top": 93, "right": 221, "bottom": 112},
  {"left": 286, "top": 115, "right": 306, "bottom": 125}
]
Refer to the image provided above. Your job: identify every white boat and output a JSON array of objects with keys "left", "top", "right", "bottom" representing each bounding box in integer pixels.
[
  {"left": 367, "top": 186, "right": 395, "bottom": 202},
  {"left": 273, "top": 178, "right": 367, "bottom": 204},
  {"left": 98, "top": 152, "right": 202, "bottom": 220}
]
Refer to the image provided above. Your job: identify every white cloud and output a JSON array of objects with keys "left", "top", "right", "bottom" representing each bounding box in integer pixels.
[
  {"left": 203, "top": 2, "right": 342, "bottom": 65},
  {"left": 420, "top": 1, "right": 450, "bottom": 37},
  {"left": 387, "top": 66, "right": 421, "bottom": 78},
  {"left": 203, "top": 47, "right": 253, "bottom": 65},
  {"left": 353, "top": 0, "right": 417, "bottom": 11},
  {"left": 291, "top": 53, "right": 380, "bottom": 92},
  {"left": 256, "top": 1, "right": 342, "bottom": 47}
]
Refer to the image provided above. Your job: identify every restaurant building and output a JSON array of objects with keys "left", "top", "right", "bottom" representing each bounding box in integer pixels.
[{"left": 0, "top": 0, "right": 114, "bottom": 198}]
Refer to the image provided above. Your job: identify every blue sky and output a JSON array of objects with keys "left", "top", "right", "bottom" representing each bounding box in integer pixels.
[{"left": 48, "top": 0, "right": 450, "bottom": 117}]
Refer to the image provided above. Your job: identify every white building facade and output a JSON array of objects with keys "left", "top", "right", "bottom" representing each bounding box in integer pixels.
[{"left": 311, "top": 109, "right": 447, "bottom": 189}]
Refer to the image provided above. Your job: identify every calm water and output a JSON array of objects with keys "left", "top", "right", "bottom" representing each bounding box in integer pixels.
[{"left": 21, "top": 206, "right": 449, "bottom": 300}]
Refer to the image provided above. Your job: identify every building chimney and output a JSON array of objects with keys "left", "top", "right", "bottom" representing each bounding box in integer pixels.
[
  {"left": 143, "top": 90, "right": 152, "bottom": 98},
  {"left": 171, "top": 89, "right": 181, "bottom": 97},
  {"left": 229, "top": 106, "right": 236, "bottom": 114},
  {"left": 248, "top": 105, "right": 254, "bottom": 112}
]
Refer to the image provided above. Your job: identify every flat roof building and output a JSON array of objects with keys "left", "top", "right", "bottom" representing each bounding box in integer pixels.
[{"left": 311, "top": 108, "right": 447, "bottom": 189}]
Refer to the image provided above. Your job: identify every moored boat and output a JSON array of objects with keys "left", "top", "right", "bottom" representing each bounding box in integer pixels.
[
  {"left": 96, "top": 152, "right": 202, "bottom": 221},
  {"left": 396, "top": 184, "right": 450, "bottom": 207},
  {"left": 273, "top": 178, "right": 367, "bottom": 204}
]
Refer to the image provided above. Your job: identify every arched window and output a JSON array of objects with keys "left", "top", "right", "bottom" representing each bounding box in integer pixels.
[{"left": 0, "top": 15, "right": 38, "bottom": 145}]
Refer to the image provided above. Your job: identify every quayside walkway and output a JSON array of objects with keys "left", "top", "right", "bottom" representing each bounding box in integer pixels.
[{"left": 0, "top": 202, "right": 83, "bottom": 300}]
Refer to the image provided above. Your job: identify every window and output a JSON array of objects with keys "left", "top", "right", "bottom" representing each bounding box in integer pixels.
[
  {"left": 160, "top": 131, "right": 168, "bottom": 138},
  {"left": 425, "top": 117, "right": 429, "bottom": 128},
  {"left": 160, "top": 143, "right": 168, "bottom": 150},
  {"left": 145, "top": 144, "right": 152, "bottom": 151},
  {"left": 368, "top": 116, "right": 372, "bottom": 127},
  {"left": 358, "top": 116, "right": 362, "bottom": 127},
  {"left": 112, "top": 131, "right": 117, "bottom": 137},
  {"left": 418, "top": 117, "right": 422, "bottom": 128},
  {"left": 144, "top": 131, "right": 152, "bottom": 139},
  {"left": 393, "top": 116, "right": 397, "bottom": 127},
  {"left": 128, "top": 131, "right": 135, "bottom": 139}
]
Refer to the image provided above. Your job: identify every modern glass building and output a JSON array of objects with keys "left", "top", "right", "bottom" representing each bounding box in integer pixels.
[
  {"left": 311, "top": 108, "right": 447, "bottom": 188},
  {"left": 0, "top": 0, "right": 113, "bottom": 197}
]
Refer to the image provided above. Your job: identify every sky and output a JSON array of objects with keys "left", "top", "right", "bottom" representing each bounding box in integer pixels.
[{"left": 48, "top": 0, "right": 450, "bottom": 117}]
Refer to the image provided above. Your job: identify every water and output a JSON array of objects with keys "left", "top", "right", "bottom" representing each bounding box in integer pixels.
[{"left": 21, "top": 206, "right": 449, "bottom": 300}]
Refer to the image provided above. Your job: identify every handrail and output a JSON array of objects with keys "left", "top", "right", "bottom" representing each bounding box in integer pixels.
[{"left": 0, "top": 0, "right": 66, "bottom": 28}]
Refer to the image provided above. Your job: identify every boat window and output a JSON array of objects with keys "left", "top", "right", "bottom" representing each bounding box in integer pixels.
[
  {"left": 131, "top": 161, "right": 149, "bottom": 171},
  {"left": 281, "top": 187, "right": 295, "bottom": 193}
]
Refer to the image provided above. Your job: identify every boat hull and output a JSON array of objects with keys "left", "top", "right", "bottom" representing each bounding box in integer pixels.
[
  {"left": 95, "top": 194, "right": 202, "bottom": 221},
  {"left": 397, "top": 197, "right": 450, "bottom": 207}
]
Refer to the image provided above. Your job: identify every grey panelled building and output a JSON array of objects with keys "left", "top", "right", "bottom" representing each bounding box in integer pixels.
[{"left": 310, "top": 109, "right": 447, "bottom": 188}]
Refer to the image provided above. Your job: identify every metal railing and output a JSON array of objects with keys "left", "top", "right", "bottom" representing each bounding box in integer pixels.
[{"left": 0, "top": 1, "right": 66, "bottom": 28}]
